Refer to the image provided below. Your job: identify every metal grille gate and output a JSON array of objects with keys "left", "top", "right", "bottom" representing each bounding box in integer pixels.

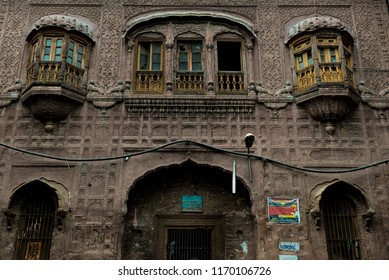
[
  {"left": 166, "top": 228, "right": 212, "bottom": 260},
  {"left": 322, "top": 195, "right": 360, "bottom": 260},
  {"left": 14, "top": 196, "right": 56, "bottom": 260}
]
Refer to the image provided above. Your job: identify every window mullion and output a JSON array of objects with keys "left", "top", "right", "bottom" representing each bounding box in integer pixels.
[{"left": 311, "top": 36, "right": 321, "bottom": 84}]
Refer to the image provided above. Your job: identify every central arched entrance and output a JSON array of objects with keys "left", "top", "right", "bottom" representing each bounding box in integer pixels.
[{"left": 122, "top": 160, "right": 254, "bottom": 260}]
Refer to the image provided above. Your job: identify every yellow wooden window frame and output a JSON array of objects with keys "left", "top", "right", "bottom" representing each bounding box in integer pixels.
[
  {"left": 137, "top": 42, "right": 162, "bottom": 71},
  {"left": 293, "top": 40, "right": 313, "bottom": 71},
  {"left": 42, "top": 37, "right": 63, "bottom": 62},
  {"left": 66, "top": 39, "right": 86, "bottom": 68},
  {"left": 177, "top": 41, "right": 202, "bottom": 71}
]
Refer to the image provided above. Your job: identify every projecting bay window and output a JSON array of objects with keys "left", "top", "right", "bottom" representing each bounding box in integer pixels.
[
  {"left": 217, "top": 41, "right": 245, "bottom": 94},
  {"left": 25, "top": 33, "right": 90, "bottom": 91},
  {"left": 135, "top": 42, "right": 163, "bottom": 93},
  {"left": 176, "top": 41, "right": 204, "bottom": 93},
  {"left": 291, "top": 35, "right": 354, "bottom": 93}
]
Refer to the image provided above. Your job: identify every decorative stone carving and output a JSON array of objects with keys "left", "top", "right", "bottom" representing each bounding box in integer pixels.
[
  {"left": 125, "top": 95, "right": 256, "bottom": 115},
  {"left": 1, "top": 209, "right": 15, "bottom": 231},
  {"left": 285, "top": 16, "right": 352, "bottom": 43},
  {"left": 295, "top": 86, "right": 360, "bottom": 134},
  {"left": 86, "top": 80, "right": 125, "bottom": 111},
  {"left": 310, "top": 179, "right": 375, "bottom": 231},
  {"left": 30, "top": 15, "right": 95, "bottom": 41},
  {"left": 359, "top": 81, "right": 389, "bottom": 117},
  {"left": 56, "top": 208, "right": 67, "bottom": 231},
  {"left": 0, "top": 79, "right": 23, "bottom": 108},
  {"left": 21, "top": 85, "right": 86, "bottom": 133},
  {"left": 256, "top": 81, "right": 294, "bottom": 110}
]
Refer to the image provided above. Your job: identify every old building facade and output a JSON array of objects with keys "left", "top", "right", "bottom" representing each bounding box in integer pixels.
[{"left": 0, "top": 0, "right": 388, "bottom": 260}]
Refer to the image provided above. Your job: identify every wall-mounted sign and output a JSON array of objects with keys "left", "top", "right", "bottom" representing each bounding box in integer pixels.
[
  {"left": 181, "top": 195, "right": 203, "bottom": 212},
  {"left": 279, "top": 254, "right": 298, "bottom": 260},
  {"left": 267, "top": 198, "right": 300, "bottom": 224},
  {"left": 279, "top": 241, "right": 300, "bottom": 252}
]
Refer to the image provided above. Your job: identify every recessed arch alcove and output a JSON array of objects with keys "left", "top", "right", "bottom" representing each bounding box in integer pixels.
[
  {"left": 121, "top": 160, "right": 255, "bottom": 260},
  {"left": 309, "top": 179, "right": 374, "bottom": 260}
]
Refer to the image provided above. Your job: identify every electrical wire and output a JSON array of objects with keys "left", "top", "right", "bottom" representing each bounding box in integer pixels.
[{"left": 0, "top": 140, "right": 388, "bottom": 174}]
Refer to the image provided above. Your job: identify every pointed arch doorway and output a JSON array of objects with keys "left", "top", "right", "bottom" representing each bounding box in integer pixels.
[{"left": 122, "top": 160, "right": 255, "bottom": 260}]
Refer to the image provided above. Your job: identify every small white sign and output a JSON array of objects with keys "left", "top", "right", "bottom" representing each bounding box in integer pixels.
[
  {"left": 279, "top": 254, "right": 298, "bottom": 260},
  {"left": 279, "top": 241, "right": 300, "bottom": 252}
]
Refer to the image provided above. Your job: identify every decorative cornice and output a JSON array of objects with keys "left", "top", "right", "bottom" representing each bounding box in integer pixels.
[
  {"left": 125, "top": 95, "right": 256, "bottom": 115},
  {"left": 285, "top": 16, "right": 352, "bottom": 44},
  {"left": 29, "top": 14, "right": 96, "bottom": 41}
]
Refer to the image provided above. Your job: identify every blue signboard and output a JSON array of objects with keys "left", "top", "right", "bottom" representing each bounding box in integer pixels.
[
  {"left": 182, "top": 195, "right": 203, "bottom": 212},
  {"left": 279, "top": 242, "right": 300, "bottom": 252}
]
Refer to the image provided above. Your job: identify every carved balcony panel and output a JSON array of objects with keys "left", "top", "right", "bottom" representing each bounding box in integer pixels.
[
  {"left": 176, "top": 72, "right": 204, "bottom": 94},
  {"left": 218, "top": 71, "right": 245, "bottom": 94}
]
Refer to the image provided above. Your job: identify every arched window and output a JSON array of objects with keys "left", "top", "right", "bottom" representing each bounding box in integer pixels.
[
  {"left": 321, "top": 191, "right": 360, "bottom": 259},
  {"left": 13, "top": 184, "right": 57, "bottom": 260},
  {"left": 125, "top": 10, "right": 256, "bottom": 96}
]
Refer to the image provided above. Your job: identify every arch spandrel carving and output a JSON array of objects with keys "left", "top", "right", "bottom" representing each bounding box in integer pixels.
[
  {"left": 124, "top": 10, "right": 256, "bottom": 40},
  {"left": 9, "top": 177, "right": 70, "bottom": 212}
]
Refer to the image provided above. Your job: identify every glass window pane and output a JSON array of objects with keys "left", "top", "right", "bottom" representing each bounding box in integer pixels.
[
  {"left": 192, "top": 53, "right": 201, "bottom": 63},
  {"left": 179, "top": 52, "right": 188, "bottom": 63},
  {"left": 152, "top": 62, "right": 160, "bottom": 71},
  {"left": 192, "top": 62, "right": 201, "bottom": 71},
  {"left": 307, "top": 49, "right": 313, "bottom": 65},
  {"left": 179, "top": 62, "right": 188, "bottom": 70},
  {"left": 319, "top": 49, "right": 326, "bottom": 62},
  {"left": 330, "top": 48, "right": 337, "bottom": 62}
]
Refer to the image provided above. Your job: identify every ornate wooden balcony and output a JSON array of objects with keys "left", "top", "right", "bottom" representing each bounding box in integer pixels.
[
  {"left": 135, "top": 71, "right": 163, "bottom": 93},
  {"left": 21, "top": 60, "right": 87, "bottom": 132},
  {"left": 296, "top": 65, "right": 316, "bottom": 92},
  {"left": 218, "top": 71, "right": 245, "bottom": 94},
  {"left": 176, "top": 72, "right": 204, "bottom": 94},
  {"left": 294, "top": 63, "right": 360, "bottom": 134}
]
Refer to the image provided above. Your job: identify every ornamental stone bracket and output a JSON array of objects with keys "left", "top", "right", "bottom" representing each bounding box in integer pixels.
[
  {"left": 125, "top": 94, "right": 256, "bottom": 115},
  {"left": 256, "top": 81, "right": 294, "bottom": 111},
  {"left": 86, "top": 80, "right": 126, "bottom": 112},
  {"left": 1, "top": 209, "right": 15, "bottom": 231},
  {"left": 359, "top": 81, "right": 389, "bottom": 118},
  {"left": 295, "top": 85, "right": 360, "bottom": 134},
  {"left": 21, "top": 84, "right": 86, "bottom": 133},
  {"left": 0, "top": 79, "right": 23, "bottom": 108}
]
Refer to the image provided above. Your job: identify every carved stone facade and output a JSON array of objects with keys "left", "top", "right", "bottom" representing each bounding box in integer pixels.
[{"left": 0, "top": 0, "right": 388, "bottom": 260}]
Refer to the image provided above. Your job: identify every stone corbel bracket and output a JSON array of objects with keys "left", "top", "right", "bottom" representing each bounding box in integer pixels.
[
  {"left": 0, "top": 79, "right": 23, "bottom": 108},
  {"left": 256, "top": 81, "right": 294, "bottom": 111},
  {"left": 56, "top": 208, "right": 67, "bottom": 231},
  {"left": 359, "top": 81, "right": 389, "bottom": 117},
  {"left": 362, "top": 209, "right": 375, "bottom": 231},
  {"left": 361, "top": 96, "right": 389, "bottom": 117},
  {"left": 2, "top": 209, "right": 16, "bottom": 231},
  {"left": 0, "top": 93, "right": 19, "bottom": 108},
  {"left": 86, "top": 80, "right": 126, "bottom": 111},
  {"left": 257, "top": 96, "right": 294, "bottom": 110}
]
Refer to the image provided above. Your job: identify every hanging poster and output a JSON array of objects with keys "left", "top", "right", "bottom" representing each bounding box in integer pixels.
[
  {"left": 181, "top": 195, "right": 203, "bottom": 212},
  {"left": 267, "top": 197, "right": 300, "bottom": 224}
]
